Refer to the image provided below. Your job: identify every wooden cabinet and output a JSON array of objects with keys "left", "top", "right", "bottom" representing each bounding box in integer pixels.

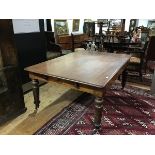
[
  {"left": 0, "top": 20, "right": 26, "bottom": 124},
  {"left": 56, "top": 35, "right": 72, "bottom": 50},
  {"left": 56, "top": 33, "right": 91, "bottom": 51}
]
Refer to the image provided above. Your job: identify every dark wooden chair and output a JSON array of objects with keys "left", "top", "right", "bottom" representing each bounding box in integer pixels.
[
  {"left": 125, "top": 41, "right": 149, "bottom": 81},
  {"left": 143, "top": 36, "right": 155, "bottom": 94},
  {"left": 147, "top": 61, "right": 155, "bottom": 94},
  {"left": 145, "top": 36, "right": 155, "bottom": 94},
  {"left": 44, "top": 31, "right": 62, "bottom": 60},
  {"left": 145, "top": 36, "right": 155, "bottom": 71},
  {"left": 71, "top": 33, "right": 90, "bottom": 52}
]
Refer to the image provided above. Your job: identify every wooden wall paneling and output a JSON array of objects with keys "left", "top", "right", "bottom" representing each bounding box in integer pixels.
[
  {"left": 13, "top": 19, "right": 47, "bottom": 84},
  {"left": 0, "top": 19, "right": 27, "bottom": 124},
  {"left": 14, "top": 32, "right": 47, "bottom": 83}
]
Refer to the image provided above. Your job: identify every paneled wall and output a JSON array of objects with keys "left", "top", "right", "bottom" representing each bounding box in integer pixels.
[
  {"left": 0, "top": 19, "right": 26, "bottom": 124},
  {"left": 13, "top": 19, "right": 47, "bottom": 84}
]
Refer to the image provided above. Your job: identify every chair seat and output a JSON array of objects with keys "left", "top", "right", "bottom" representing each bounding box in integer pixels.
[
  {"left": 62, "top": 50, "right": 72, "bottom": 55},
  {"left": 130, "top": 56, "right": 141, "bottom": 64},
  {"left": 74, "top": 48, "right": 86, "bottom": 52},
  {"left": 46, "top": 51, "right": 61, "bottom": 60}
]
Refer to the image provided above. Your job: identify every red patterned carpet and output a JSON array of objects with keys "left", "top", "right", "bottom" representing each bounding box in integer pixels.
[{"left": 35, "top": 84, "right": 155, "bottom": 135}]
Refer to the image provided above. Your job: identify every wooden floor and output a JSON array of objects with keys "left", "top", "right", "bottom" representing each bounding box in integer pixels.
[
  {"left": 0, "top": 81, "right": 150, "bottom": 135},
  {"left": 0, "top": 83, "right": 82, "bottom": 135}
]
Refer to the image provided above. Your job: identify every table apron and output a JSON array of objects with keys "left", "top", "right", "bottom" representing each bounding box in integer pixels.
[{"left": 29, "top": 73, "right": 106, "bottom": 97}]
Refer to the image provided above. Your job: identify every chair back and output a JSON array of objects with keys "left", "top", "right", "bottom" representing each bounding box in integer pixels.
[{"left": 146, "top": 36, "right": 155, "bottom": 61}]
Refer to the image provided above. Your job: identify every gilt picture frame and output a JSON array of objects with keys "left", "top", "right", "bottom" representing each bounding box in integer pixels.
[
  {"left": 72, "top": 19, "right": 80, "bottom": 32},
  {"left": 54, "top": 19, "right": 69, "bottom": 35}
]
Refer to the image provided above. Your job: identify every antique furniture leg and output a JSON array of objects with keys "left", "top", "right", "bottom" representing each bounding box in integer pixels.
[
  {"left": 122, "top": 69, "right": 127, "bottom": 89},
  {"left": 32, "top": 79, "right": 40, "bottom": 110},
  {"left": 94, "top": 96, "right": 104, "bottom": 129}
]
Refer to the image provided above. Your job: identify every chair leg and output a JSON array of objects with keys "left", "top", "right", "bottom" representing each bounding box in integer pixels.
[{"left": 121, "top": 70, "right": 128, "bottom": 89}]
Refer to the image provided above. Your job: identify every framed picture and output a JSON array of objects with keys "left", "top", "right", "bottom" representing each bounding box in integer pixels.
[
  {"left": 148, "top": 20, "right": 155, "bottom": 29},
  {"left": 83, "top": 22, "right": 95, "bottom": 36},
  {"left": 54, "top": 19, "right": 69, "bottom": 35},
  {"left": 97, "top": 19, "right": 108, "bottom": 27},
  {"left": 72, "top": 19, "right": 80, "bottom": 32},
  {"left": 109, "top": 19, "right": 122, "bottom": 28},
  {"left": 129, "top": 19, "right": 137, "bottom": 32}
]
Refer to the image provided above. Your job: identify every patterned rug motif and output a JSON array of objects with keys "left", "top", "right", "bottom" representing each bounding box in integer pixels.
[{"left": 35, "top": 84, "right": 155, "bottom": 135}]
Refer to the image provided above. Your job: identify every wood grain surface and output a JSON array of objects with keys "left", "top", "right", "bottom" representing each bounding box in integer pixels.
[{"left": 25, "top": 51, "right": 131, "bottom": 88}]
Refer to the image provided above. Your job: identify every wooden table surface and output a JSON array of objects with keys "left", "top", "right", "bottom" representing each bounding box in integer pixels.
[
  {"left": 25, "top": 51, "right": 131, "bottom": 129},
  {"left": 25, "top": 51, "right": 131, "bottom": 89}
]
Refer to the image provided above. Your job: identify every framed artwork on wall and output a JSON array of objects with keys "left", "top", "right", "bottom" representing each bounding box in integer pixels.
[
  {"left": 54, "top": 19, "right": 69, "bottom": 35},
  {"left": 148, "top": 20, "right": 155, "bottom": 36},
  {"left": 129, "top": 19, "right": 137, "bottom": 32},
  {"left": 109, "top": 19, "right": 122, "bottom": 28},
  {"left": 97, "top": 19, "right": 108, "bottom": 27},
  {"left": 83, "top": 22, "right": 95, "bottom": 37},
  {"left": 148, "top": 20, "right": 155, "bottom": 29},
  {"left": 72, "top": 19, "right": 80, "bottom": 32}
]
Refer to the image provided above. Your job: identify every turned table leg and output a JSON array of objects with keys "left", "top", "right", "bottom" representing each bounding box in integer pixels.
[
  {"left": 94, "top": 96, "right": 104, "bottom": 129},
  {"left": 32, "top": 79, "right": 40, "bottom": 110},
  {"left": 121, "top": 69, "right": 127, "bottom": 89}
]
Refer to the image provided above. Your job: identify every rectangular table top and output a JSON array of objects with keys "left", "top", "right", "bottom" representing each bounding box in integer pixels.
[{"left": 25, "top": 51, "right": 131, "bottom": 88}]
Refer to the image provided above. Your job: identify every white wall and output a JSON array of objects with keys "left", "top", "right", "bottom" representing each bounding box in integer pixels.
[
  {"left": 125, "top": 19, "right": 130, "bottom": 31},
  {"left": 12, "top": 19, "right": 40, "bottom": 34},
  {"left": 138, "top": 19, "right": 148, "bottom": 27},
  {"left": 44, "top": 20, "right": 47, "bottom": 31}
]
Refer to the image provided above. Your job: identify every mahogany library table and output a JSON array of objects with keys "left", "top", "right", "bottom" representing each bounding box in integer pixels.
[{"left": 25, "top": 51, "right": 131, "bottom": 129}]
